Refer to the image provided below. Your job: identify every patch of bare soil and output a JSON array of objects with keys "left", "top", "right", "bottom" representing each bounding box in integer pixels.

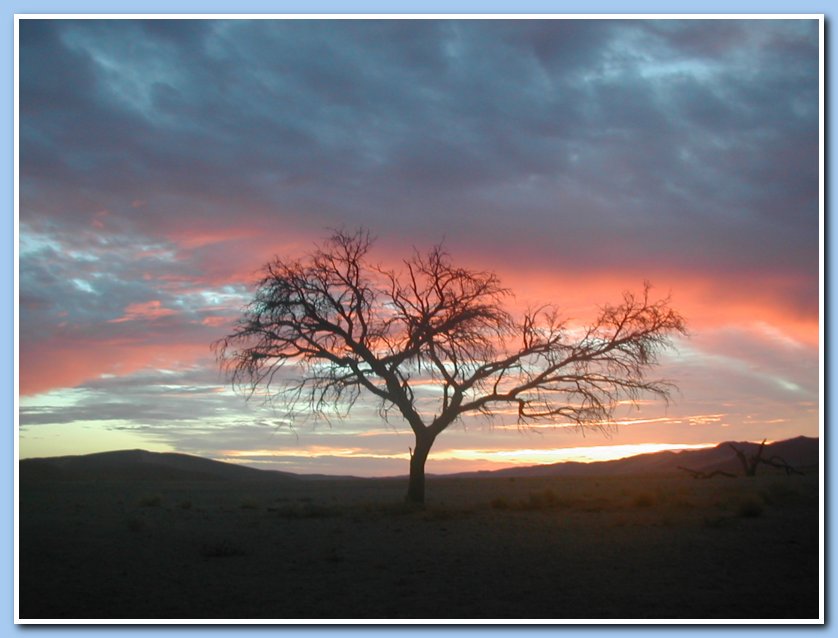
[{"left": 18, "top": 473, "right": 819, "bottom": 621}]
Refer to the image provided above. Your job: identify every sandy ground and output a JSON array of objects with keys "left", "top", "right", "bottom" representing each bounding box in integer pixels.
[{"left": 18, "top": 472, "right": 819, "bottom": 621}]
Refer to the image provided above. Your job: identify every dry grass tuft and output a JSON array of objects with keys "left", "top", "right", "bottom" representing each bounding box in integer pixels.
[
  {"left": 200, "top": 539, "right": 248, "bottom": 558},
  {"left": 631, "top": 493, "right": 655, "bottom": 508},
  {"left": 488, "top": 489, "right": 578, "bottom": 511},
  {"left": 490, "top": 496, "right": 510, "bottom": 510},
  {"left": 240, "top": 498, "right": 260, "bottom": 510},
  {"left": 526, "top": 489, "right": 559, "bottom": 510},
  {"left": 138, "top": 495, "right": 162, "bottom": 507},
  {"left": 703, "top": 515, "right": 729, "bottom": 529},
  {"left": 761, "top": 483, "right": 800, "bottom": 505},
  {"left": 125, "top": 517, "right": 146, "bottom": 532},
  {"left": 271, "top": 503, "right": 341, "bottom": 518},
  {"left": 738, "top": 499, "right": 764, "bottom": 518}
]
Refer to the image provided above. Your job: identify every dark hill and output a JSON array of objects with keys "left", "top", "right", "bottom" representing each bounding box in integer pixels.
[
  {"left": 451, "top": 436, "right": 819, "bottom": 479},
  {"left": 19, "top": 449, "right": 297, "bottom": 482},
  {"left": 19, "top": 436, "right": 818, "bottom": 482}
]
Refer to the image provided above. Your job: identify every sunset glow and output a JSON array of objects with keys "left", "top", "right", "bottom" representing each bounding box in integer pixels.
[
  {"left": 17, "top": 17, "right": 821, "bottom": 476},
  {"left": 432, "top": 443, "right": 719, "bottom": 466}
]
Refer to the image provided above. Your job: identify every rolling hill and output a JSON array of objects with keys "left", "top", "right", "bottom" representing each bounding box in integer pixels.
[
  {"left": 18, "top": 436, "right": 818, "bottom": 482},
  {"left": 18, "top": 449, "right": 297, "bottom": 482},
  {"left": 452, "top": 436, "right": 819, "bottom": 479}
]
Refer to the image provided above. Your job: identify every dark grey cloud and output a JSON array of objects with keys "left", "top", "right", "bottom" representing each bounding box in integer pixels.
[
  {"left": 20, "top": 20, "right": 818, "bottom": 263},
  {"left": 20, "top": 364, "right": 241, "bottom": 426},
  {"left": 19, "top": 17, "right": 820, "bottom": 396},
  {"left": 18, "top": 221, "right": 249, "bottom": 348}
]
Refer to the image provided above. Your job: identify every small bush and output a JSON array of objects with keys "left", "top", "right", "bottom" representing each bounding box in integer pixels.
[
  {"left": 363, "top": 502, "right": 419, "bottom": 517},
  {"left": 200, "top": 539, "right": 247, "bottom": 558},
  {"left": 138, "top": 495, "right": 161, "bottom": 507},
  {"left": 273, "top": 503, "right": 337, "bottom": 519},
  {"left": 490, "top": 490, "right": 573, "bottom": 511},
  {"left": 179, "top": 500, "right": 192, "bottom": 510},
  {"left": 490, "top": 497, "right": 510, "bottom": 510},
  {"left": 632, "top": 493, "right": 655, "bottom": 508},
  {"left": 738, "top": 499, "right": 764, "bottom": 518},
  {"left": 525, "top": 489, "right": 558, "bottom": 510},
  {"left": 672, "top": 497, "right": 695, "bottom": 509},
  {"left": 324, "top": 547, "right": 343, "bottom": 563},
  {"left": 703, "top": 515, "right": 728, "bottom": 529},
  {"left": 761, "top": 483, "right": 800, "bottom": 505},
  {"left": 126, "top": 517, "right": 145, "bottom": 532},
  {"left": 422, "top": 506, "right": 464, "bottom": 522},
  {"left": 240, "top": 498, "right": 260, "bottom": 510}
]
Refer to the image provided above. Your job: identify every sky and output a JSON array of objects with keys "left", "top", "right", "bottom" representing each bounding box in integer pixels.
[{"left": 17, "top": 17, "right": 821, "bottom": 477}]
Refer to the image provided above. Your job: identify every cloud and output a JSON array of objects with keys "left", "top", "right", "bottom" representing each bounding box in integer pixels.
[
  {"left": 20, "top": 20, "right": 818, "bottom": 279},
  {"left": 17, "top": 18, "right": 820, "bottom": 471},
  {"left": 109, "top": 300, "right": 178, "bottom": 323}
]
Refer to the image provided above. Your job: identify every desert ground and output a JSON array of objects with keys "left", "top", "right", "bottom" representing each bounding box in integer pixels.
[{"left": 19, "top": 471, "right": 819, "bottom": 621}]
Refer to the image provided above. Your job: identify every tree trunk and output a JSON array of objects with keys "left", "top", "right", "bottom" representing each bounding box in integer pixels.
[{"left": 406, "top": 431, "right": 435, "bottom": 505}]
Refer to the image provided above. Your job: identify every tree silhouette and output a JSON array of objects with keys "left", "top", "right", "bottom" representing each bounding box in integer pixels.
[
  {"left": 729, "top": 440, "right": 767, "bottom": 477},
  {"left": 215, "top": 229, "right": 687, "bottom": 503},
  {"left": 728, "top": 440, "right": 805, "bottom": 477}
]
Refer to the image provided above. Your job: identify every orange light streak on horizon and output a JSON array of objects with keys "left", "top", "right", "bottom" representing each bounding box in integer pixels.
[
  {"left": 218, "top": 441, "right": 720, "bottom": 470},
  {"left": 428, "top": 442, "right": 719, "bottom": 465}
]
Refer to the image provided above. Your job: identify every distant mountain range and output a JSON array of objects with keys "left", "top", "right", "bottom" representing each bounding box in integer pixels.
[
  {"left": 449, "top": 436, "right": 819, "bottom": 479},
  {"left": 19, "top": 436, "right": 818, "bottom": 482},
  {"left": 18, "top": 449, "right": 298, "bottom": 483}
]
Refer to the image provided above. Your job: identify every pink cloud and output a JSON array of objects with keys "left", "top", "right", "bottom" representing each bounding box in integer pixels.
[
  {"left": 165, "top": 226, "right": 263, "bottom": 251},
  {"left": 19, "top": 338, "right": 212, "bottom": 396},
  {"left": 18, "top": 228, "right": 819, "bottom": 409},
  {"left": 201, "top": 316, "right": 230, "bottom": 327},
  {"left": 109, "top": 300, "right": 178, "bottom": 324}
]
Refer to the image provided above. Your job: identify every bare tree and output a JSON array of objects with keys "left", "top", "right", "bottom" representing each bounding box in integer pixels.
[
  {"left": 678, "top": 466, "right": 736, "bottom": 479},
  {"left": 215, "top": 229, "right": 687, "bottom": 503},
  {"left": 729, "top": 440, "right": 767, "bottom": 477},
  {"left": 728, "top": 440, "right": 805, "bottom": 476}
]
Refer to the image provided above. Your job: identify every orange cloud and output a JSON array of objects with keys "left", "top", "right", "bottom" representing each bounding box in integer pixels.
[
  {"left": 109, "top": 300, "right": 178, "bottom": 324},
  {"left": 489, "top": 267, "right": 818, "bottom": 347},
  {"left": 167, "top": 227, "right": 260, "bottom": 250},
  {"left": 201, "top": 316, "right": 230, "bottom": 327},
  {"left": 19, "top": 339, "right": 211, "bottom": 396}
]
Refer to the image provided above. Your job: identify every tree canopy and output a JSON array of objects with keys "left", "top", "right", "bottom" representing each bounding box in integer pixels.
[{"left": 216, "top": 229, "right": 687, "bottom": 503}]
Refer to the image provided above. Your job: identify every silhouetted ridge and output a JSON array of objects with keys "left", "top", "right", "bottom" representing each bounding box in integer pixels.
[
  {"left": 19, "top": 449, "right": 297, "bottom": 482},
  {"left": 19, "top": 437, "right": 818, "bottom": 482},
  {"left": 450, "top": 436, "right": 819, "bottom": 478}
]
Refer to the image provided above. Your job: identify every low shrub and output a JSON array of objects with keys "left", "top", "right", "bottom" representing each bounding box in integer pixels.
[
  {"left": 490, "top": 489, "right": 573, "bottom": 511},
  {"left": 761, "top": 483, "right": 800, "bottom": 505},
  {"left": 703, "top": 515, "right": 728, "bottom": 529},
  {"left": 422, "top": 506, "right": 466, "bottom": 521},
  {"left": 524, "top": 489, "right": 558, "bottom": 510},
  {"left": 240, "top": 498, "right": 260, "bottom": 510},
  {"left": 126, "top": 517, "right": 145, "bottom": 532},
  {"left": 738, "top": 499, "right": 764, "bottom": 518},
  {"left": 272, "top": 503, "right": 338, "bottom": 519},
  {"left": 632, "top": 493, "right": 655, "bottom": 508},
  {"left": 200, "top": 539, "right": 247, "bottom": 558},
  {"left": 490, "top": 496, "right": 510, "bottom": 510}
]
